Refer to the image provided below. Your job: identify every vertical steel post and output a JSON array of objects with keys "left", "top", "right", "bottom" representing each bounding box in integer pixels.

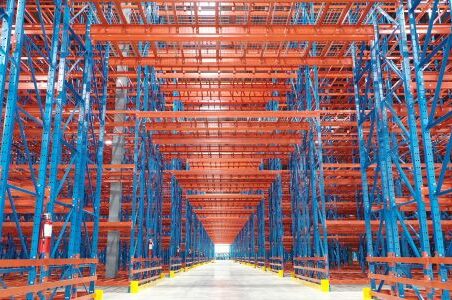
[
  {"left": 0, "top": 0, "right": 26, "bottom": 239},
  {"left": 0, "top": 0, "right": 15, "bottom": 121}
]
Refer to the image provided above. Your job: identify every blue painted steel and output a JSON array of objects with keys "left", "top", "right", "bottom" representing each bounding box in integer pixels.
[
  {"left": 351, "top": 3, "right": 450, "bottom": 298},
  {"left": 168, "top": 159, "right": 183, "bottom": 270},
  {"left": 0, "top": 0, "right": 26, "bottom": 241},
  {"left": 257, "top": 200, "right": 266, "bottom": 263},
  {"left": 129, "top": 64, "right": 165, "bottom": 281},
  {"left": 407, "top": 1, "right": 450, "bottom": 298},
  {"left": 89, "top": 38, "right": 111, "bottom": 293},
  {"left": 287, "top": 2, "right": 330, "bottom": 282},
  {"left": 0, "top": 0, "right": 15, "bottom": 122},
  {"left": 0, "top": 2, "right": 111, "bottom": 297}
]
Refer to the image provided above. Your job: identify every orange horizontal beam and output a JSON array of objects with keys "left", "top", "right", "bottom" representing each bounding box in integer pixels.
[
  {"left": 186, "top": 194, "right": 264, "bottom": 199},
  {"left": 195, "top": 212, "right": 252, "bottom": 216},
  {"left": 190, "top": 204, "right": 262, "bottom": 208},
  {"left": 164, "top": 95, "right": 287, "bottom": 101},
  {"left": 197, "top": 216, "right": 250, "bottom": 220},
  {"left": 108, "top": 57, "right": 352, "bottom": 67},
  {"left": 178, "top": 186, "right": 272, "bottom": 190},
  {"left": 158, "top": 73, "right": 297, "bottom": 79},
  {"left": 129, "top": 110, "right": 358, "bottom": 118},
  {"left": 183, "top": 188, "right": 269, "bottom": 192},
  {"left": 19, "top": 71, "right": 300, "bottom": 80},
  {"left": 147, "top": 121, "right": 353, "bottom": 132},
  {"left": 154, "top": 137, "right": 301, "bottom": 145},
  {"left": 187, "top": 158, "right": 263, "bottom": 163},
  {"left": 160, "top": 86, "right": 291, "bottom": 93},
  {"left": 89, "top": 25, "right": 374, "bottom": 42},
  {"left": 167, "top": 170, "right": 286, "bottom": 176},
  {"left": 2, "top": 222, "right": 132, "bottom": 234},
  {"left": 157, "top": 71, "right": 357, "bottom": 79},
  {"left": 166, "top": 155, "right": 291, "bottom": 160},
  {"left": 89, "top": 0, "right": 396, "bottom": 3},
  {"left": 153, "top": 66, "right": 334, "bottom": 72}
]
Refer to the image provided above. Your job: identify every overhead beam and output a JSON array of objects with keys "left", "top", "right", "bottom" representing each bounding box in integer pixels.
[
  {"left": 87, "top": 0, "right": 396, "bottom": 3},
  {"left": 132, "top": 110, "right": 357, "bottom": 118},
  {"left": 89, "top": 25, "right": 374, "bottom": 42},
  {"left": 186, "top": 194, "right": 264, "bottom": 199},
  {"left": 109, "top": 57, "right": 353, "bottom": 67},
  {"left": 153, "top": 137, "right": 301, "bottom": 145},
  {"left": 167, "top": 170, "right": 286, "bottom": 176}
]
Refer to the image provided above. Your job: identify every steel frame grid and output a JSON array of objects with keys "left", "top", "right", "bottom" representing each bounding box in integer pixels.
[
  {"left": 1, "top": 0, "right": 450, "bottom": 298},
  {"left": 127, "top": 64, "right": 165, "bottom": 285},
  {"left": 351, "top": 1, "right": 451, "bottom": 299},
  {"left": 282, "top": 2, "right": 330, "bottom": 282},
  {"left": 0, "top": 1, "right": 109, "bottom": 298}
]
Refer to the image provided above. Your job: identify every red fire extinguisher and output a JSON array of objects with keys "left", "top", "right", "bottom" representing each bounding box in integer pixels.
[
  {"left": 38, "top": 213, "right": 52, "bottom": 257},
  {"left": 148, "top": 238, "right": 154, "bottom": 256}
]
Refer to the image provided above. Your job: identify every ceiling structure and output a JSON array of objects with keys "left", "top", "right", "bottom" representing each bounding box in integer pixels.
[{"left": 89, "top": 0, "right": 384, "bottom": 244}]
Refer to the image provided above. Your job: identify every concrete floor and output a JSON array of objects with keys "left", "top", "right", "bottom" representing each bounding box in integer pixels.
[{"left": 104, "top": 260, "right": 363, "bottom": 300}]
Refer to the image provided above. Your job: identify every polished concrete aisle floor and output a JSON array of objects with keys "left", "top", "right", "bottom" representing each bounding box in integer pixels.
[{"left": 104, "top": 260, "right": 362, "bottom": 300}]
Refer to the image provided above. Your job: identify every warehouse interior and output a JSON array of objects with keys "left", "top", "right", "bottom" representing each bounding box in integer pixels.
[{"left": 0, "top": 0, "right": 451, "bottom": 299}]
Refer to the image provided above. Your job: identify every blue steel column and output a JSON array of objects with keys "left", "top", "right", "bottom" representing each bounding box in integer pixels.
[
  {"left": 257, "top": 200, "right": 266, "bottom": 264},
  {"left": 0, "top": 0, "right": 15, "bottom": 120},
  {"left": 289, "top": 2, "right": 329, "bottom": 282},
  {"left": 407, "top": 0, "right": 450, "bottom": 297},
  {"left": 129, "top": 62, "right": 165, "bottom": 282},
  {"left": 0, "top": 0, "right": 26, "bottom": 238},
  {"left": 185, "top": 202, "right": 192, "bottom": 264},
  {"left": 169, "top": 159, "right": 183, "bottom": 268},
  {"left": 350, "top": 41, "right": 376, "bottom": 290},
  {"left": 64, "top": 16, "right": 94, "bottom": 298},
  {"left": 350, "top": 3, "right": 450, "bottom": 297},
  {"left": 90, "top": 40, "right": 110, "bottom": 294},
  {"left": 129, "top": 65, "right": 145, "bottom": 263},
  {"left": 267, "top": 157, "right": 284, "bottom": 269},
  {"left": 289, "top": 149, "right": 303, "bottom": 259}
]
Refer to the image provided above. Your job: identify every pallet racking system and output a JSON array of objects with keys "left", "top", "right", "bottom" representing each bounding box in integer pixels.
[{"left": 0, "top": 0, "right": 450, "bottom": 299}]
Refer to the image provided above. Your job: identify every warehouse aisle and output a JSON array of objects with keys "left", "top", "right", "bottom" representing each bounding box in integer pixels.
[{"left": 104, "top": 260, "right": 362, "bottom": 300}]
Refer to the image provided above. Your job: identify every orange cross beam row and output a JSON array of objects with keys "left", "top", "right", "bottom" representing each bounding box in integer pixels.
[
  {"left": 176, "top": 179, "right": 277, "bottom": 184},
  {"left": 166, "top": 169, "right": 287, "bottom": 175},
  {"left": 18, "top": 71, "right": 301, "bottom": 80},
  {"left": 189, "top": 165, "right": 262, "bottom": 169},
  {"left": 195, "top": 212, "right": 254, "bottom": 216},
  {"left": 198, "top": 216, "right": 251, "bottom": 220},
  {"left": 161, "top": 148, "right": 294, "bottom": 153},
  {"left": 109, "top": 52, "right": 342, "bottom": 60},
  {"left": 191, "top": 205, "right": 260, "bottom": 209},
  {"left": 159, "top": 72, "right": 298, "bottom": 79},
  {"left": 181, "top": 183, "right": 271, "bottom": 188},
  {"left": 86, "top": 0, "right": 396, "bottom": 3},
  {"left": 189, "top": 203, "right": 262, "bottom": 206},
  {"left": 146, "top": 121, "right": 355, "bottom": 132},
  {"left": 172, "top": 184, "right": 275, "bottom": 189},
  {"left": 153, "top": 137, "right": 302, "bottom": 145},
  {"left": 200, "top": 224, "right": 247, "bottom": 227},
  {"left": 202, "top": 223, "right": 248, "bottom": 226},
  {"left": 88, "top": 25, "right": 374, "bottom": 42},
  {"left": 122, "top": 110, "right": 359, "bottom": 118},
  {"left": 108, "top": 57, "right": 352, "bottom": 67},
  {"left": 187, "top": 158, "right": 264, "bottom": 163},
  {"left": 164, "top": 155, "right": 291, "bottom": 160},
  {"left": 160, "top": 86, "right": 292, "bottom": 93},
  {"left": 164, "top": 96, "right": 287, "bottom": 101},
  {"left": 186, "top": 194, "right": 264, "bottom": 199}
]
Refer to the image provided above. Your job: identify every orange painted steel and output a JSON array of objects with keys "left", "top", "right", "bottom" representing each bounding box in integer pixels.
[
  {"left": 6, "top": 0, "right": 451, "bottom": 291},
  {"left": 88, "top": 0, "right": 397, "bottom": 3},
  {"left": 89, "top": 25, "right": 374, "bottom": 42},
  {"left": 108, "top": 57, "right": 353, "bottom": 67}
]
